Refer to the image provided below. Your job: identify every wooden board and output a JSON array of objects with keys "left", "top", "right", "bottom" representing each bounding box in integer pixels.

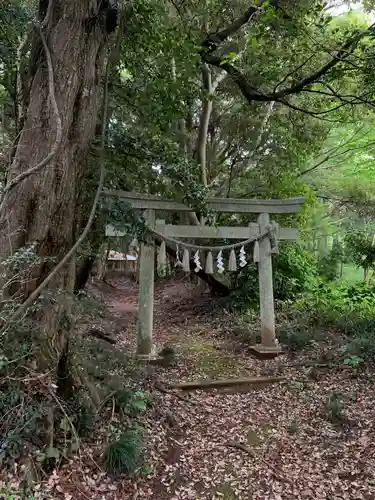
[
  {"left": 106, "top": 223, "right": 299, "bottom": 241},
  {"left": 154, "top": 222, "right": 298, "bottom": 241}
]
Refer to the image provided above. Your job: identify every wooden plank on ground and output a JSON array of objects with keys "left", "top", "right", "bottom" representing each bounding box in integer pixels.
[{"left": 169, "top": 376, "right": 285, "bottom": 391}]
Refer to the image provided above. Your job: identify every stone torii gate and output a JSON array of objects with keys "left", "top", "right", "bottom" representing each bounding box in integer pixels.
[{"left": 105, "top": 191, "right": 304, "bottom": 358}]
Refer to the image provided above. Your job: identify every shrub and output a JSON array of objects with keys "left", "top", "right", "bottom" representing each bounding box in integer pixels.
[
  {"left": 343, "top": 355, "right": 364, "bottom": 369},
  {"left": 291, "top": 280, "right": 375, "bottom": 361},
  {"left": 0, "top": 488, "right": 38, "bottom": 500},
  {"left": 278, "top": 328, "right": 313, "bottom": 351},
  {"left": 342, "top": 317, "right": 375, "bottom": 362},
  {"left": 273, "top": 243, "right": 317, "bottom": 300},
  {"left": 344, "top": 282, "right": 375, "bottom": 305},
  {"left": 278, "top": 312, "right": 320, "bottom": 352},
  {"left": 0, "top": 387, "right": 45, "bottom": 466},
  {"left": 317, "top": 238, "right": 345, "bottom": 282},
  {"left": 229, "top": 243, "right": 317, "bottom": 311},
  {"left": 345, "top": 228, "right": 375, "bottom": 280},
  {"left": 318, "top": 251, "right": 340, "bottom": 282},
  {"left": 294, "top": 281, "right": 375, "bottom": 323}
]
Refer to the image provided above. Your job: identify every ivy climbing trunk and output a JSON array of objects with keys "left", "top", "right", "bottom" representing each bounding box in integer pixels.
[{"left": 0, "top": 0, "right": 113, "bottom": 381}]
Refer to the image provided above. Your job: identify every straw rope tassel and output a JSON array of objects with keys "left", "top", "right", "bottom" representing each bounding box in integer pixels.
[
  {"left": 253, "top": 240, "right": 260, "bottom": 263},
  {"left": 182, "top": 248, "right": 190, "bottom": 272},
  {"left": 228, "top": 248, "right": 237, "bottom": 272},
  {"left": 194, "top": 251, "right": 202, "bottom": 272},
  {"left": 205, "top": 251, "right": 214, "bottom": 274},
  {"left": 175, "top": 245, "right": 182, "bottom": 267},
  {"left": 157, "top": 241, "right": 166, "bottom": 267},
  {"left": 217, "top": 250, "right": 224, "bottom": 273},
  {"left": 239, "top": 246, "right": 247, "bottom": 267}
]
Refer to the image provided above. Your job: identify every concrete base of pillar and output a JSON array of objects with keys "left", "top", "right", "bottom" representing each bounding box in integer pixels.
[
  {"left": 249, "top": 344, "right": 282, "bottom": 359},
  {"left": 135, "top": 355, "right": 165, "bottom": 365}
]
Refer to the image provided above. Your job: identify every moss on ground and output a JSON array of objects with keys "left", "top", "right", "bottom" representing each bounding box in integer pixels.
[{"left": 178, "top": 337, "right": 250, "bottom": 379}]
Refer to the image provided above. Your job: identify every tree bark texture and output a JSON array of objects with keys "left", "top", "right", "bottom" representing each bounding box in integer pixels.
[{"left": 0, "top": 0, "right": 113, "bottom": 371}]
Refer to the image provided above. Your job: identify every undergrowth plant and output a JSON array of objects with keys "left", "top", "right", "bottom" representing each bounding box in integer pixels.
[
  {"left": 112, "top": 388, "right": 149, "bottom": 415},
  {"left": 0, "top": 259, "right": 149, "bottom": 486},
  {"left": 325, "top": 392, "right": 347, "bottom": 424},
  {"left": 0, "top": 489, "right": 37, "bottom": 500},
  {"left": 0, "top": 388, "right": 45, "bottom": 467},
  {"left": 343, "top": 354, "right": 364, "bottom": 369},
  {"left": 105, "top": 427, "right": 144, "bottom": 476},
  {"left": 288, "top": 281, "right": 375, "bottom": 360}
]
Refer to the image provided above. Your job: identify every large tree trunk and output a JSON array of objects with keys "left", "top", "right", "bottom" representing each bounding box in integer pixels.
[{"left": 0, "top": 1, "right": 113, "bottom": 377}]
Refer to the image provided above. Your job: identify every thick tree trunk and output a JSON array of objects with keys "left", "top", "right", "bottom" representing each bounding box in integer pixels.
[{"left": 0, "top": 1, "right": 113, "bottom": 374}]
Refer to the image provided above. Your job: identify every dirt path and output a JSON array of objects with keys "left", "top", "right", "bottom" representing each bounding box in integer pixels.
[{"left": 90, "top": 278, "right": 375, "bottom": 500}]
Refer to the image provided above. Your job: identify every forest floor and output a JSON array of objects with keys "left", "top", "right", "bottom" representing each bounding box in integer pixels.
[{"left": 31, "top": 277, "right": 375, "bottom": 500}]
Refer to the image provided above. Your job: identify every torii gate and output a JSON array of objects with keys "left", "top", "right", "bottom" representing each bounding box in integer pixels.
[{"left": 105, "top": 191, "right": 304, "bottom": 358}]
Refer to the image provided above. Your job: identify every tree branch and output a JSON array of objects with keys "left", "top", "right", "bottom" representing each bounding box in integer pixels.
[
  {"left": 273, "top": 54, "right": 315, "bottom": 93},
  {"left": 201, "top": 3, "right": 261, "bottom": 51},
  {"left": 202, "top": 22, "right": 374, "bottom": 113},
  {"left": 204, "top": 55, "right": 271, "bottom": 102},
  {"left": 299, "top": 141, "right": 375, "bottom": 177},
  {"left": 303, "top": 83, "right": 375, "bottom": 108},
  {"left": 273, "top": 31, "right": 366, "bottom": 98},
  {"left": 278, "top": 99, "right": 354, "bottom": 116}
]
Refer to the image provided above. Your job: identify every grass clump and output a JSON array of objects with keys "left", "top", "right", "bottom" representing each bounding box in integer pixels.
[{"left": 105, "top": 428, "right": 144, "bottom": 476}]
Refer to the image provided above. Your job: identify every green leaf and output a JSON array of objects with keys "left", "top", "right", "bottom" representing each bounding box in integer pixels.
[
  {"left": 46, "top": 447, "right": 60, "bottom": 459},
  {"left": 131, "top": 399, "right": 147, "bottom": 411},
  {"left": 60, "top": 417, "right": 71, "bottom": 432},
  {"left": 142, "top": 465, "right": 154, "bottom": 475},
  {"left": 250, "top": 37, "right": 259, "bottom": 50}
]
